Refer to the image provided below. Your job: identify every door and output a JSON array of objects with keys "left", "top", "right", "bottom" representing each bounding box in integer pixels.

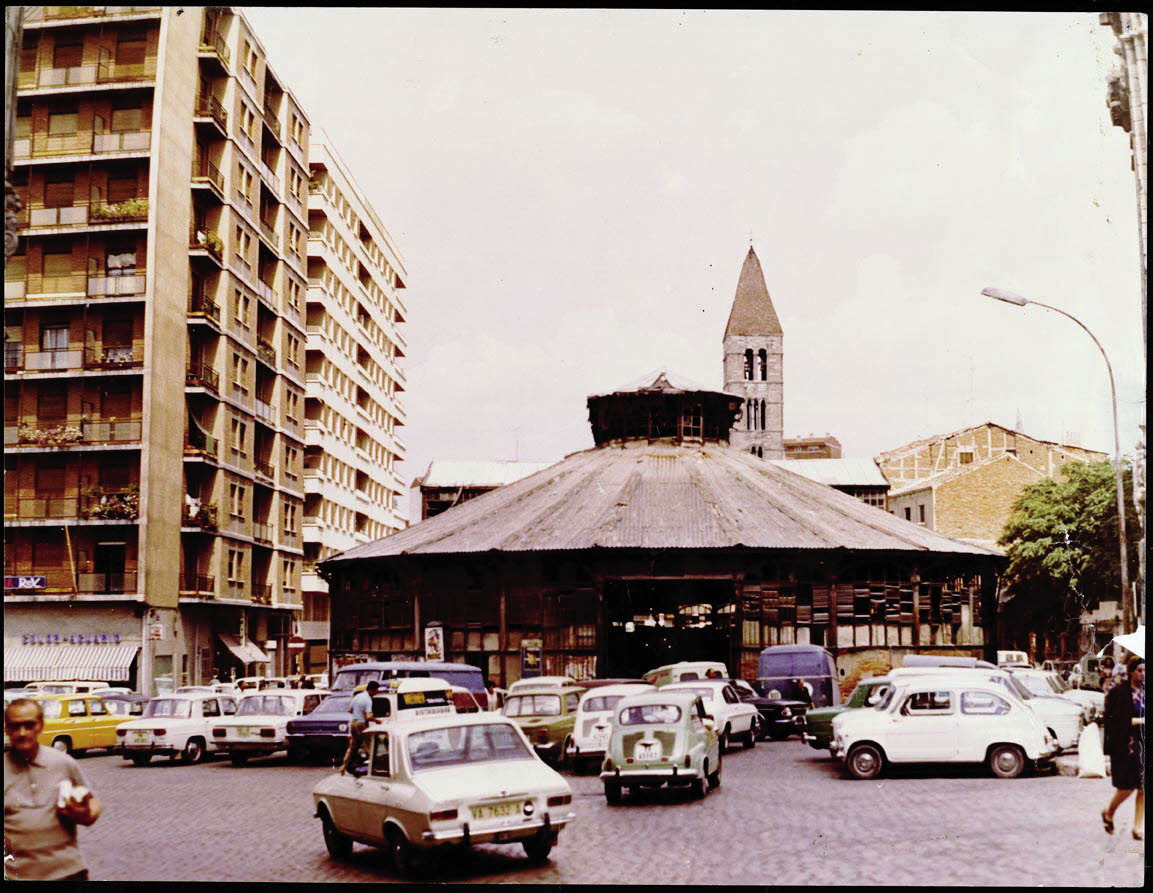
[
  {"left": 350, "top": 730, "right": 392, "bottom": 840},
  {"left": 65, "top": 698, "right": 92, "bottom": 749},
  {"left": 86, "top": 698, "right": 116, "bottom": 748},
  {"left": 885, "top": 690, "right": 958, "bottom": 762},
  {"left": 956, "top": 689, "right": 1013, "bottom": 761},
  {"left": 93, "top": 543, "right": 127, "bottom": 594}
]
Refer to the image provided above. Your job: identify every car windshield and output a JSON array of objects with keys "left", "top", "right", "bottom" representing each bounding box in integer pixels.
[
  {"left": 873, "top": 686, "right": 897, "bottom": 711},
  {"left": 1016, "top": 675, "right": 1053, "bottom": 697},
  {"left": 39, "top": 685, "right": 72, "bottom": 695},
  {"left": 407, "top": 722, "right": 533, "bottom": 771},
  {"left": 619, "top": 704, "right": 683, "bottom": 725},
  {"left": 1045, "top": 675, "right": 1068, "bottom": 694},
  {"left": 760, "top": 652, "right": 826, "bottom": 677},
  {"left": 1001, "top": 675, "right": 1032, "bottom": 700},
  {"left": 237, "top": 695, "right": 293, "bottom": 716},
  {"left": 503, "top": 695, "right": 561, "bottom": 717},
  {"left": 311, "top": 695, "right": 352, "bottom": 715},
  {"left": 37, "top": 700, "right": 63, "bottom": 719},
  {"left": 582, "top": 695, "right": 626, "bottom": 713},
  {"left": 144, "top": 699, "right": 193, "bottom": 718}
]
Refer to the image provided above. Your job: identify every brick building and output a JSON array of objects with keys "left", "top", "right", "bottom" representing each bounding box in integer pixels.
[{"left": 784, "top": 434, "right": 842, "bottom": 460}]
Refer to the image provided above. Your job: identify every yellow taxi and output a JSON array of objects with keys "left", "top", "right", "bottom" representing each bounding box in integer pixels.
[{"left": 34, "top": 694, "right": 133, "bottom": 756}]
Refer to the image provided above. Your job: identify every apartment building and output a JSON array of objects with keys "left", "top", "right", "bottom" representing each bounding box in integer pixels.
[
  {"left": 2, "top": 6, "right": 386, "bottom": 694},
  {"left": 302, "top": 141, "right": 408, "bottom": 675}
]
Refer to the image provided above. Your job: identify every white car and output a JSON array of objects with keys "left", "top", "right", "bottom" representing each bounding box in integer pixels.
[
  {"left": 1009, "top": 668, "right": 1103, "bottom": 724},
  {"left": 832, "top": 677, "right": 1057, "bottom": 780},
  {"left": 211, "top": 689, "right": 328, "bottom": 765},
  {"left": 312, "top": 713, "right": 574, "bottom": 876},
  {"left": 889, "top": 666, "right": 1083, "bottom": 751},
  {"left": 116, "top": 693, "right": 238, "bottom": 765},
  {"left": 565, "top": 683, "right": 654, "bottom": 772},
  {"left": 507, "top": 676, "right": 578, "bottom": 694},
  {"left": 664, "top": 680, "right": 759, "bottom": 751}
]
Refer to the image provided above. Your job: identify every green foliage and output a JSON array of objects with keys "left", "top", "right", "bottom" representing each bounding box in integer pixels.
[
  {"left": 91, "top": 198, "right": 149, "bottom": 220},
  {"left": 997, "top": 460, "right": 1140, "bottom": 631}
]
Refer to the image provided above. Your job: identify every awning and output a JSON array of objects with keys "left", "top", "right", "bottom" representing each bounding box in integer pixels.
[
  {"left": 1098, "top": 625, "right": 1145, "bottom": 660},
  {"left": 218, "top": 634, "right": 270, "bottom": 665},
  {"left": 4, "top": 643, "right": 139, "bottom": 683}
]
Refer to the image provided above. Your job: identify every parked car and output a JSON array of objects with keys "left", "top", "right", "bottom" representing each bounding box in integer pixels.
[
  {"left": 312, "top": 713, "right": 575, "bottom": 874},
  {"left": 211, "top": 689, "right": 328, "bottom": 765},
  {"left": 501, "top": 685, "right": 585, "bottom": 764},
  {"left": 97, "top": 692, "right": 150, "bottom": 718},
  {"left": 803, "top": 676, "right": 893, "bottom": 751},
  {"left": 116, "top": 692, "right": 238, "bottom": 765},
  {"left": 330, "top": 661, "right": 490, "bottom": 710},
  {"left": 1009, "top": 668, "right": 1103, "bottom": 723},
  {"left": 507, "top": 676, "right": 578, "bottom": 694},
  {"left": 579, "top": 678, "right": 649, "bottom": 690},
  {"left": 832, "top": 677, "right": 1057, "bottom": 780},
  {"left": 450, "top": 687, "right": 483, "bottom": 714},
  {"left": 664, "top": 680, "right": 759, "bottom": 751},
  {"left": 641, "top": 661, "right": 729, "bottom": 688},
  {"left": 996, "top": 650, "right": 1031, "bottom": 668},
  {"left": 4, "top": 688, "right": 35, "bottom": 706},
  {"left": 600, "top": 690, "right": 721, "bottom": 802},
  {"left": 729, "top": 678, "right": 808, "bottom": 740},
  {"left": 24, "top": 681, "right": 109, "bottom": 696},
  {"left": 565, "top": 683, "right": 654, "bottom": 772},
  {"left": 34, "top": 694, "right": 131, "bottom": 756},
  {"left": 756, "top": 645, "right": 841, "bottom": 708},
  {"left": 286, "top": 693, "right": 353, "bottom": 762}
]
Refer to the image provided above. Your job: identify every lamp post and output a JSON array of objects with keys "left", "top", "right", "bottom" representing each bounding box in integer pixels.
[{"left": 981, "top": 287, "right": 1134, "bottom": 641}]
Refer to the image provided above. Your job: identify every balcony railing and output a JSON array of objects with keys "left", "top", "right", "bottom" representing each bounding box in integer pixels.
[
  {"left": 186, "top": 362, "right": 220, "bottom": 392},
  {"left": 179, "top": 574, "right": 215, "bottom": 594},
  {"left": 194, "top": 94, "right": 228, "bottom": 133},
  {"left": 255, "top": 338, "right": 276, "bottom": 368},
  {"left": 253, "top": 458, "right": 275, "bottom": 480},
  {"left": 19, "top": 59, "right": 157, "bottom": 89},
  {"left": 81, "top": 418, "right": 142, "bottom": 443},
  {"left": 9, "top": 497, "right": 80, "bottom": 520},
  {"left": 192, "top": 158, "right": 225, "bottom": 195},
  {"left": 190, "top": 226, "right": 224, "bottom": 261},
  {"left": 76, "top": 571, "right": 138, "bottom": 594},
  {"left": 24, "top": 204, "right": 90, "bottom": 228},
  {"left": 252, "top": 522, "right": 273, "bottom": 544},
  {"left": 280, "top": 530, "right": 301, "bottom": 547},
  {"left": 27, "top": 7, "right": 162, "bottom": 23},
  {"left": 188, "top": 291, "right": 220, "bottom": 324},
  {"left": 199, "top": 29, "right": 231, "bottom": 66},
  {"left": 88, "top": 271, "right": 147, "bottom": 298},
  {"left": 254, "top": 278, "right": 277, "bottom": 308},
  {"left": 251, "top": 583, "right": 272, "bottom": 604},
  {"left": 183, "top": 502, "right": 219, "bottom": 531},
  {"left": 5, "top": 344, "right": 24, "bottom": 371},
  {"left": 83, "top": 344, "right": 143, "bottom": 370},
  {"left": 25, "top": 348, "right": 84, "bottom": 372},
  {"left": 261, "top": 105, "right": 282, "bottom": 141},
  {"left": 13, "top": 130, "right": 151, "bottom": 160},
  {"left": 14, "top": 417, "right": 142, "bottom": 446},
  {"left": 258, "top": 217, "right": 278, "bottom": 250},
  {"left": 184, "top": 432, "right": 219, "bottom": 460},
  {"left": 253, "top": 399, "right": 274, "bottom": 425},
  {"left": 81, "top": 488, "right": 139, "bottom": 520}
]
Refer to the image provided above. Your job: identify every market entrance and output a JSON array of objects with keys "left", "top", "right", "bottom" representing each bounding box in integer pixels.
[{"left": 602, "top": 579, "right": 738, "bottom": 678}]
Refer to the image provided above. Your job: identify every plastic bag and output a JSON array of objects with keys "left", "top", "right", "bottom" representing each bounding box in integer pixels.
[{"left": 1077, "top": 721, "right": 1106, "bottom": 778}]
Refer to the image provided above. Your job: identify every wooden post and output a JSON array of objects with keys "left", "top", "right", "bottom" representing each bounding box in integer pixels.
[
  {"left": 63, "top": 525, "right": 78, "bottom": 591},
  {"left": 498, "top": 585, "right": 507, "bottom": 688},
  {"left": 911, "top": 568, "right": 921, "bottom": 646}
]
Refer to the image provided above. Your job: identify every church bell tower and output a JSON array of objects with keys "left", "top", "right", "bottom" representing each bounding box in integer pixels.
[{"left": 722, "top": 246, "right": 784, "bottom": 459}]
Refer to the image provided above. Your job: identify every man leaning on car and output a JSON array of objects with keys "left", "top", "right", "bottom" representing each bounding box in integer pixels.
[{"left": 338, "top": 681, "right": 379, "bottom": 774}]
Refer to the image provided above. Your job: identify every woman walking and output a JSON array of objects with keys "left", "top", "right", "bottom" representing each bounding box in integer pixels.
[{"left": 1101, "top": 656, "right": 1145, "bottom": 840}]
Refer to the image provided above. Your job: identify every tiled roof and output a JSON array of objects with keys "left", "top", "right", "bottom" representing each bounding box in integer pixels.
[
  {"left": 723, "top": 247, "right": 783, "bottom": 337},
  {"left": 326, "top": 441, "right": 999, "bottom": 563},
  {"left": 875, "top": 421, "right": 1108, "bottom": 463},
  {"left": 885, "top": 453, "right": 1039, "bottom": 497},
  {"left": 769, "top": 458, "right": 890, "bottom": 487},
  {"left": 413, "top": 460, "right": 555, "bottom": 489}
]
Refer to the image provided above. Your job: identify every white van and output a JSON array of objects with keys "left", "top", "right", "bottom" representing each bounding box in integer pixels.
[{"left": 997, "top": 650, "right": 1031, "bottom": 668}]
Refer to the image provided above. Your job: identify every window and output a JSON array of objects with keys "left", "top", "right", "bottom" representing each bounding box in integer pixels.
[
  {"left": 232, "top": 354, "right": 249, "bottom": 393},
  {"left": 86, "top": 699, "right": 107, "bottom": 716},
  {"left": 230, "top": 419, "right": 247, "bottom": 457},
  {"left": 106, "top": 173, "right": 139, "bottom": 203},
  {"left": 901, "top": 690, "right": 952, "bottom": 715},
  {"left": 105, "top": 242, "right": 137, "bottom": 276},
  {"left": 44, "top": 171, "right": 75, "bottom": 208},
  {"left": 202, "top": 699, "right": 220, "bottom": 717},
  {"left": 961, "top": 690, "right": 1010, "bottom": 716},
  {"left": 53, "top": 37, "right": 84, "bottom": 69},
  {"left": 43, "top": 251, "right": 73, "bottom": 278},
  {"left": 918, "top": 504, "right": 926, "bottom": 524},
  {"left": 115, "top": 29, "right": 147, "bottom": 66},
  {"left": 283, "top": 502, "right": 297, "bottom": 532},
  {"left": 68, "top": 700, "right": 87, "bottom": 718},
  {"left": 230, "top": 483, "right": 246, "bottom": 518},
  {"left": 904, "top": 507, "right": 912, "bottom": 521},
  {"left": 37, "top": 382, "right": 68, "bottom": 420},
  {"left": 110, "top": 96, "right": 143, "bottom": 132},
  {"left": 48, "top": 106, "right": 79, "bottom": 135},
  {"left": 758, "top": 348, "right": 768, "bottom": 380},
  {"left": 227, "top": 548, "right": 244, "bottom": 580},
  {"left": 234, "top": 291, "right": 251, "bottom": 328},
  {"left": 40, "top": 324, "right": 69, "bottom": 351},
  {"left": 370, "top": 733, "right": 390, "bottom": 777},
  {"left": 959, "top": 450, "right": 974, "bottom": 465},
  {"left": 722, "top": 686, "right": 738, "bottom": 704}
]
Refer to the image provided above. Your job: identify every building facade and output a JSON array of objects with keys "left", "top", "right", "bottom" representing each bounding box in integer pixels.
[
  {"left": 4, "top": 7, "right": 406, "bottom": 692},
  {"left": 723, "top": 246, "right": 784, "bottom": 459},
  {"left": 784, "top": 434, "right": 842, "bottom": 460},
  {"left": 301, "top": 141, "right": 409, "bottom": 674}
]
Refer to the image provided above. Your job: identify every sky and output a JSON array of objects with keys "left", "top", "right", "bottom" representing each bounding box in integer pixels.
[{"left": 241, "top": 9, "right": 1146, "bottom": 523}]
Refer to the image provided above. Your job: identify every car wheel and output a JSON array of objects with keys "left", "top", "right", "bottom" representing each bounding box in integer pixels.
[
  {"left": 182, "top": 738, "right": 205, "bottom": 765},
  {"left": 229, "top": 752, "right": 249, "bottom": 767},
  {"left": 604, "top": 781, "right": 623, "bottom": 805},
  {"left": 691, "top": 770, "right": 707, "bottom": 799},
  {"left": 52, "top": 737, "right": 71, "bottom": 755},
  {"left": 320, "top": 809, "right": 352, "bottom": 860},
  {"left": 988, "top": 744, "right": 1025, "bottom": 779},
  {"left": 708, "top": 753, "right": 722, "bottom": 789},
  {"left": 130, "top": 753, "right": 152, "bottom": 767},
  {"left": 743, "top": 722, "right": 756, "bottom": 749},
  {"left": 847, "top": 743, "right": 885, "bottom": 781},
  {"left": 560, "top": 738, "right": 574, "bottom": 772},
  {"left": 769, "top": 727, "right": 791, "bottom": 741},
  {"left": 386, "top": 825, "right": 416, "bottom": 877},
  {"left": 287, "top": 742, "right": 307, "bottom": 763},
  {"left": 522, "top": 830, "right": 553, "bottom": 863},
  {"left": 719, "top": 727, "right": 730, "bottom": 753}
]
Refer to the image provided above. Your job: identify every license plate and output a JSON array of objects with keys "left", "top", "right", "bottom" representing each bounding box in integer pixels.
[
  {"left": 133, "top": 731, "right": 149, "bottom": 743},
  {"left": 590, "top": 728, "right": 609, "bottom": 746},
  {"left": 470, "top": 801, "right": 518, "bottom": 820},
  {"left": 237, "top": 727, "right": 250, "bottom": 738},
  {"left": 636, "top": 742, "right": 660, "bottom": 760}
]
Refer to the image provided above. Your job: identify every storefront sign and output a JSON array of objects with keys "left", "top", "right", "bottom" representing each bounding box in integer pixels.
[
  {"left": 521, "top": 637, "right": 542, "bottom": 678},
  {"left": 5, "top": 576, "right": 47, "bottom": 590},
  {"left": 424, "top": 625, "right": 444, "bottom": 662},
  {"left": 21, "top": 633, "right": 122, "bottom": 645},
  {"left": 148, "top": 622, "right": 165, "bottom": 641}
]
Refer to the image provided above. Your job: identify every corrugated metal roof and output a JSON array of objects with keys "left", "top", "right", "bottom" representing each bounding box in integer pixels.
[
  {"left": 327, "top": 441, "right": 999, "bottom": 563},
  {"left": 413, "top": 460, "right": 555, "bottom": 489},
  {"left": 769, "top": 458, "right": 889, "bottom": 487}
]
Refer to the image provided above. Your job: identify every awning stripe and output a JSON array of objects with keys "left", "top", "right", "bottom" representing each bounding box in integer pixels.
[
  {"left": 218, "top": 634, "right": 270, "bottom": 665},
  {"left": 4, "top": 644, "right": 139, "bottom": 683}
]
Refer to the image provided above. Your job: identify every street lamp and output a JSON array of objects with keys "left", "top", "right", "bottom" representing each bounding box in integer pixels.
[{"left": 981, "top": 286, "right": 1134, "bottom": 640}]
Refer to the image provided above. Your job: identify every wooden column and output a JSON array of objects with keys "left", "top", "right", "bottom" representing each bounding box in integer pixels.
[{"left": 498, "top": 584, "right": 507, "bottom": 688}]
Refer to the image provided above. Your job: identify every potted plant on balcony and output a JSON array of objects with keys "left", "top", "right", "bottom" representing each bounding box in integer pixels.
[
  {"left": 18, "top": 423, "right": 83, "bottom": 446},
  {"left": 91, "top": 197, "right": 149, "bottom": 221},
  {"left": 83, "top": 485, "right": 139, "bottom": 520},
  {"left": 185, "top": 502, "right": 218, "bottom": 531}
]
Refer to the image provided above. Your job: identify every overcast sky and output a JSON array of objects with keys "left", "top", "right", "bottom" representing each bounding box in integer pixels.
[{"left": 242, "top": 8, "right": 1146, "bottom": 522}]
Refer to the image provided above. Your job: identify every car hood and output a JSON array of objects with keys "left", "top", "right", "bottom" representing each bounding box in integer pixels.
[
  {"left": 749, "top": 697, "right": 809, "bottom": 710},
  {"left": 1025, "top": 697, "right": 1082, "bottom": 717},
  {"left": 413, "top": 759, "right": 568, "bottom": 802},
  {"left": 509, "top": 716, "right": 564, "bottom": 727},
  {"left": 805, "top": 705, "right": 850, "bottom": 722}
]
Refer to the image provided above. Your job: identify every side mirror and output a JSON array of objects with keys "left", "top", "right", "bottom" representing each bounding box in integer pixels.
[{"left": 702, "top": 717, "right": 715, "bottom": 731}]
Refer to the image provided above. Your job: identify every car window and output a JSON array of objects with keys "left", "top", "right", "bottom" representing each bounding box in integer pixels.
[
  {"left": 901, "top": 690, "right": 953, "bottom": 715},
  {"left": 678, "top": 672, "right": 700, "bottom": 681},
  {"left": 583, "top": 695, "right": 625, "bottom": 713},
  {"left": 236, "top": 696, "right": 293, "bottom": 715},
  {"left": 619, "top": 703, "right": 682, "bottom": 725},
  {"left": 370, "top": 733, "right": 391, "bottom": 777},
  {"left": 67, "top": 700, "right": 87, "bottom": 717},
  {"left": 408, "top": 722, "right": 532, "bottom": 771},
  {"left": 960, "top": 690, "right": 1011, "bottom": 715},
  {"left": 221, "top": 698, "right": 237, "bottom": 715},
  {"left": 503, "top": 695, "right": 561, "bottom": 717},
  {"left": 202, "top": 699, "right": 220, "bottom": 717},
  {"left": 565, "top": 693, "right": 580, "bottom": 712},
  {"left": 303, "top": 695, "right": 322, "bottom": 714},
  {"left": 696, "top": 697, "right": 708, "bottom": 719},
  {"left": 312, "top": 695, "right": 352, "bottom": 715},
  {"left": 864, "top": 684, "right": 890, "bottom": 707},
  {"left": 669, "top": 686, "right": 712, "bottom": 702},
  {"left": 87, "top": 699, "right": 107, "bottom": 715},
  {"left": 38, "top": 700, "right": 63, "bottom": 719},
  {"left": 722, "top": 686, "right": 738, "bottom": 704},
  {"left": 145, "top": 699, "right": 193, "bottom": 718}
]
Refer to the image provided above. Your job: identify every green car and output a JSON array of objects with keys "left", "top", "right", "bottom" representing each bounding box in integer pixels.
[
  {"left": 802, "top": 676, "right": 892, "bottom": 751},
  {"left": 502, "top": 685, "right": 585, "bottom": 765}
]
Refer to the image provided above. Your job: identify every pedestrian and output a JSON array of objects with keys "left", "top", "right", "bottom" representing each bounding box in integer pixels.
[
  {"left": 794, "top": 677, "right": 814, "bottom": 706},
  {"left": 1101, "top": 657, "right": 1144, "bottom": 841},
  {"left": 4, "top": 699, "right": 103, "bottom": 881},
  {"left": 338, "top": 680, "right": 379, "bottom": 774}
]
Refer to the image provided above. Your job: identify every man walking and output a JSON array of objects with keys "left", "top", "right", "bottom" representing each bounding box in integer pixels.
[
  {"left": 4, "top": 699, "right": 103, "bottom": 881},
  {"left": 339, "top": 680, "right": 379, "bottom": 773}
]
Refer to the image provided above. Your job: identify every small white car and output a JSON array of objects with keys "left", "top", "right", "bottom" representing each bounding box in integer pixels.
[
  {"left": 1010, "top": 668, "right": 1103, "bottom": 724},
  {"left": 565, "top": 683, "right": 654, "bottom": 772},
  {"left": 507, "top": 676, "right": 577, "bottom": 694},
  {"left": 116, "top": 693, "right": 238, "bottom": 765},
  {"left": 642, "top": 661, "right": 729, "bottom": 687},
  {"left": 832, "top": 677, "right": 1057, "bottom": 780},
  {"left": 312, "top": 713, "right": 574, "bottom": 876},
  {"left": 664, "top": 680, "right": 759, "bottom": 751},
  {"left": 211, "top": 689, "right": 328, "bottom": 765}
]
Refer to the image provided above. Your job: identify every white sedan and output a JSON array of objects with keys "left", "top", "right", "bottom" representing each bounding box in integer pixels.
[
  {"left": 211, "top": 690, "right": 327, "bottom": 765},
  {"left": 664, "top": 680, "right": 759, "bottom": 751},
  {"left": 116, "top": 693, "right": 237, "bottom": 765},
  {"left": 312, "top": 713, "right": 575, "bottom": 876}
]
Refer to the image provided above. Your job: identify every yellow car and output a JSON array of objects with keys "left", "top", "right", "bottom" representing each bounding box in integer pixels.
[{"left": 35, "top": 694, "right": 132, "bottom": 756}]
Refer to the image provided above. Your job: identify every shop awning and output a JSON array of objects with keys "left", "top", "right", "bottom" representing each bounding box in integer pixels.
[
  {"left": 218, "top": 634, "right": 270, "bottom": 665},
  {"left": 4, "top": 643, "right": 139, "bottom": 683}
]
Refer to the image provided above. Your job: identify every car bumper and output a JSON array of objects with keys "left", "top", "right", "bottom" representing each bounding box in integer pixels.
[
  {"left": 531, "top": 742, "right": 560, "bottom": 758},
  {"left": 118, "top": 744, "right": 179, "bottom": 757},
  {"left": 287, "top": 734, "right": 346, "bottom": 753},
  {"left": 802, "top": 732, "right": 832, "bottom": 749},
  {"left": 419, "top": 812, "right": 574, "bottom": 847},
  {"left": 600, "top": 766, "right": 701, "bottom": 785},
  {"left": 213, "top": 741, "right": 282, "bottom": 754}
]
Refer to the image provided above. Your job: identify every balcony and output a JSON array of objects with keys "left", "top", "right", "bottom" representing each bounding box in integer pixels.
[
  {"left": 7, "top": 490, "right": 138, "bottom": 522},
  {"left": 258, "top": 217, "right": 278, "bottom": 252},
  {"left": 184, "top": 433, "right": 219, "bottom": 461},
  {"left": 253, "top": 278, "right": 277, "bottom": 310},
  {"left": 280, "top": 529, "right": 301, "bottom": 548},
  {"left": 90, "top": 198, "right": 149, "bottom": 223},
  {"left": 23, "top": 348, "right": 84, "bottom": 372},
  {"left": 252, "top": 522, "right": 273, "bottom": 544},
  {"left": 81, "top": 488, "right": 139, "bottom": 520},
  {"left": 253, "top": 458, "right": 275, "bottom": 481},
  {"left": 182, "top": 502, "right": 219, "bottom": 531},
  {"left": 253, "top": 399, "right": 274, "bottom": 426},
  {"left": 191, "top": 158, "right": 225, "bottom": 200},
  {"left": 257, "top": 158, "right": 281, "bottom": 194},
  {"left": 251, "top": 583, "right": 272, "bottom": 605},
  {"left": 13, "top": 417, "right": 142, "bottom": 447},
  {"left": 25, "top": 7, "right": 162, "bottom": 23},
  {"left": 189, "top": 226, "right": 224, "bottom": 264},
  {"left": 186, "top": 361, "right": 220, "bottom": 393},
  {"left": 5, "top": 344, "right": 24, "bottom": 372},
  {"left": 188, "top": 291, "right": 220, "bottom": 327},
  {"left": 13, "top": 129, "right": 151, "bottom": 160},
  {"left": 255, "top": 338, "right": 277, "bottom": 368},
  {"left": 83, "top": 343, "right": 143, "bottom": 370},
  {"left": 81, "top": 417, "right": 142, "bottom": 444},
  {"left": 76, "top": 571, "right": 138, "bottom": 594},
  {"left": 193, "top": 94, "right": 228, "bottom": 136},
  {"left": 198, "top": 28, "right": 231, "bottom": 71},
  {"left": 179, "top": 574, "right": 215, "bottom": 596},
  {"left": 261, "top": 105, "right": 282, "bottom": 142},
  {"left": 18, "top": 58, "right": 157, "bottom": 91}
]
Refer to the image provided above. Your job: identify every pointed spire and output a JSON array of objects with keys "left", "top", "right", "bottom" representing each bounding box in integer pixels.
[{"left": 724, "top": 246, "right": 782, "bottom": 337}]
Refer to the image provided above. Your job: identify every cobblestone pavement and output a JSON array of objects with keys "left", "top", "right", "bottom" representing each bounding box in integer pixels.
[{"left": 71, "top": 739, "right": 1144, "bottom": 885}]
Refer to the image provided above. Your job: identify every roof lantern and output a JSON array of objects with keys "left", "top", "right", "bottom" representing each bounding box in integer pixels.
[{"left": 586, "top": 370, "right": 742, "bottom": 446}]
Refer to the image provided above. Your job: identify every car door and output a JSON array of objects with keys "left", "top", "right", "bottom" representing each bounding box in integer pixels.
[
  {"left": 351, "top": 730, "right": 393, "bottom": 841},
  {"left": 85, "top": 698, "right": 115, "bottom": 748},
  {"left": 63, "top": 698, "right": 91, "bottom": 749},
  {"left": 956, "top": 689, "right": 1013, "bottom": 761},
  {"left": 721, "top": 685, "right": 752, "bottom": 734},
  {"left": 885, "top": 689, "right": 958, "bottom": 762}
]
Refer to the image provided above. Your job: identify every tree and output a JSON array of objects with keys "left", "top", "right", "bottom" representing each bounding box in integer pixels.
[{"left": 997, "top": 461, "right": 1141, "bottom": 637}]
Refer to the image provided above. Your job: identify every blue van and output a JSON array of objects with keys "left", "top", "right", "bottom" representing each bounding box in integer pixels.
[
  {"left": 756, "top": 645, "right": 841, "bottom": 709},
  {"left": 330, "top": 661, "right": 489, "bottom": 709}
]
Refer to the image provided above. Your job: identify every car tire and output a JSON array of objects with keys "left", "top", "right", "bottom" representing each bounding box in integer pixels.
[
  {"left": 691, "top": 770, "right": 707, "bottom": 799},
  {"left": 182, "top": 738, "right": 205, "bottom": 765},
  {"left": 988, "top": 744, "right": 1026, "bottom": 779},
  {"left": 522, "top": 830, "right": 553, "bottom": 863},
  {"left": 769, "top": 728, "right": 791, "bottom": 741},
  {"left": 320, "top": 809, "right": 352, "bottom": 860},
  {"left": 743, "top": 722, "right": 756, "bottom": 749},
  {"left": 130, "top": 753, "right": 152, "bottom": 767},
  {"left": 386, "top": 825, "right": 416, "bottom": 877},
  {"left": 229, "top": 752, "right": 249, "bottom": 767},
  {"left": 52, "top": 736, "right": 71, "bottom": 755},
  {"left": 287, "top": 742, "right": 307, "bottom": 763},
  {"left": 719, "top": 726, "right": 730, "bottom": 753},
  {"left": 604, "top": 781, "right": 623, "bottom": 805},
  {"left": 846, "top": 743, "right": 885, "bottom": 781},
  {"left": 708, "top": 753, "right": 722, "bottom": 789}
]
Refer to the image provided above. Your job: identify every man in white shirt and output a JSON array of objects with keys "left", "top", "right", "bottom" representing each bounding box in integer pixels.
[{"left": 338, "top": 681, "right": 379, "bottom": 774}]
